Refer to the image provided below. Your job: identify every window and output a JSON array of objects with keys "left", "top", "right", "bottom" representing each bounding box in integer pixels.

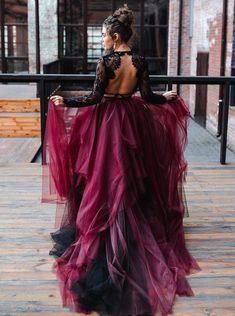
[
  {"left": 0, "top": 0, "right": 28, "bottom": 73},
  {"left": 58, "top": 0, "right": 169, "bottom": 75},
  {"left": 88, "top": 26, "right": 102, "bottom": 63}
]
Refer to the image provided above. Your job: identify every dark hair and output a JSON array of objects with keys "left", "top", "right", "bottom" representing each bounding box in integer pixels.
[{"left": 103, "top": 4, "right": 135, "bottom": 43}]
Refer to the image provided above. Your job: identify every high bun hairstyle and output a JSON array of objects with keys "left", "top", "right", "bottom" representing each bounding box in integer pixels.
[{"left": 103, "top": 4, "right": 135, "bottom": 43}]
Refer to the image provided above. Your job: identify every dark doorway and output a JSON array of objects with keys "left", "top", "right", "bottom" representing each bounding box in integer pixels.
[{"left": 195, "top": 51, "right": 209, "bottom": 127}]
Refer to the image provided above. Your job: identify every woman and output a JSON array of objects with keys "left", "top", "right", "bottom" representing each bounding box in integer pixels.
[{"left": 42, "top": 4, "right": 201, "bottom": 316}]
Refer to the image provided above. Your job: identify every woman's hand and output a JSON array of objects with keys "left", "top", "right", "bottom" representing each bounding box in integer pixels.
[
  {"left": 163, "top": 90, "right": 177, "bottom": 101},
  {"left": 50, "top": 95, "right": 65, "bottom": 107}
]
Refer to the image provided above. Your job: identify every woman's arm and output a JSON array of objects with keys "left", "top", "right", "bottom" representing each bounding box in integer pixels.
[
  {"left": 138, "top": 57, "right": 176, "bottom": 104},
  {"left": 51, "top": 57, "right": 108, "bottom": 107}
]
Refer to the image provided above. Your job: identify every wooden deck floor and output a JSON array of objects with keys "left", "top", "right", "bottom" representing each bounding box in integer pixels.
[
  {"left": 0, "top": 138, "right": 41, "bottom": 164},
  {"left": 0, "top": 162, "right": 235, "bottom": 316}
]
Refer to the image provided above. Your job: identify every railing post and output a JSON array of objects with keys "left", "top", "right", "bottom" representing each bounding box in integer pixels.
[
  {"left": 220, "top": 80, "right": 230, "bottom": 164},
  {"left": 140, "top": 0, "right": 144, "bottom": 56},
  {"left": 35, "top": 0, "right": 41, "bottom": 74},
  {"left": 82, "top": 0, "right": 88, "bottom": 72},
  {"left": 39, "top": 79, "right": 47, "bottom": 165},
  {"left": 0, "top": 0, "right": 7, "bottom": 73},
  {"left": 168, "top": 79, "right": 173, "bottom": 91}
]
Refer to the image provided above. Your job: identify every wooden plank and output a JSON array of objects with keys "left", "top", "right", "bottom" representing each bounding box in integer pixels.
[
  {"left": 0, "top": 99, "right": 40, "bottom": 112},
  {"left": 0, "top": 162, "right": 234, "bottom": 315},
  {"left": 0, "top": 114, "right": 40, "bottom": 137},
  {"left": 0, "top": 138, "right": 41, "bottom": 164}
]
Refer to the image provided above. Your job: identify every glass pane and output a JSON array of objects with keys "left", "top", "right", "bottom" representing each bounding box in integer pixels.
[
  {"left": 144, "top": 0, "right": 168, "bottom": 74},
  {"left": 130, "top": 26, "right": 141, "bottom": 53},
  {"left": 88, "top": 0, "right": 112, "bottom": 24},
  {"left": 87, "top": 25, "right": 102, "bottom": 63},
  {"left": 5, "top": 24, "right": 28, "bottom": 57},
  {"left": 58, "top": 0, "right": 83, "bottom": 24},
  {"left": 1, "top": 0, "right": 28, "bottom": 72},
  {"left": 63, "top": 25, "right": 84, "bottom": 57},
  {"left": 7, "top": 58, "right": 28, "bottom": 73},
  {"left": 144, "top": 26, "right": 168, "bottom": 58},
  {"left": 87, "top": 1, "right": 112, "bottom": 65},
  {"left": 147, "top": 58, "right": 167, "bottom": 75},
  {"left": 5, "top": 0, "right": 27, "bottom": 23},
  {"left": 58, "top": 0, "right": 83, "bottom": 57},
  {"left": 144, "top": 0, "right": 168, "bottom": 26}
]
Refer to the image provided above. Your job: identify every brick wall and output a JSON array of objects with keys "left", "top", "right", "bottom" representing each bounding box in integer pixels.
[
  {"left": 179, "top": 0, "right": 192, "bottom": 107},
  {"left": 168, "top": 0, "right": 180, "bottom": 76},
  {"left": 168, "top": 0, "right": 192, "bottom": 110},
  {"left": 168, "top": 0, "right": 235, "bottom": 152}
]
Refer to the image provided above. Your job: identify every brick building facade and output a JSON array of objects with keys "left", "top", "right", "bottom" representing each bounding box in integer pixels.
[
  {"left": 168, "top": 0, "right": 235, "bottom": 151},
  {"left": 1, "top": 0, "right": 235, "bottom": 150},
  {"left": 28, "top": 0, "right": 58, "bottom": 74}
]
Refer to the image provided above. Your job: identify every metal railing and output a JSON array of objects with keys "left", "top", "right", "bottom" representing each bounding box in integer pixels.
[{"left": 0, "top": 74, "right": 234, "bottom": 165}]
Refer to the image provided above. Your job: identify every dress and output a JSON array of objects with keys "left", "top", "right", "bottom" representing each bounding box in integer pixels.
[{"left": 41, "top": 50, "right": 201, "bottom": 316}]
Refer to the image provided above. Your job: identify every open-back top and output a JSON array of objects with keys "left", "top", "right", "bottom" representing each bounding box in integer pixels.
[{"left": 63, "top": 50, "right": 167, "bottom": 107}]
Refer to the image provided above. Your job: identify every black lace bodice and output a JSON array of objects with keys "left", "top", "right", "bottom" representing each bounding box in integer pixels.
[{"left": 63, "top": 50, "right": 167, "bottom": 107}]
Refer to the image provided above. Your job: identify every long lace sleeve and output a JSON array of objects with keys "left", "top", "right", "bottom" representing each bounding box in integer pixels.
[
  {"left": 63, "top": 57, "right": 108, "bottom": 107},
  {"left": 138, "top": 57, "right": 167, "bottom": 104}
]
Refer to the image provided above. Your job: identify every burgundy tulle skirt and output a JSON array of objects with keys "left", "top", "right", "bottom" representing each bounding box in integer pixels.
[{"left": 41, "top": 95, "right": 201, "bottom": 316}]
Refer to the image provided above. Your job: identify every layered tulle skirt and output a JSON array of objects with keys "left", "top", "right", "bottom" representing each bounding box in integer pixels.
[{"left": 41, "top": 95, "right": 201, "bottom": 316}]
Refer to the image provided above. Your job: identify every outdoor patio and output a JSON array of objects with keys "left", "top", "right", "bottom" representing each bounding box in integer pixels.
[{"left": 0, "top": 119, "right": 235, "bottom": 316}]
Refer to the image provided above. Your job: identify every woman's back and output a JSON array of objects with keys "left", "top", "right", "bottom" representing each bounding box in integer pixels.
[
  {"left": 63, "top": 50, "right": 167, "bottom": 107},
  {"left": 103, "top": 51, "right": 138, "bottom": 95}
]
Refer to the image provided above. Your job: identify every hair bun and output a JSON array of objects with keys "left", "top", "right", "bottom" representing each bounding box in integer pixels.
[{"left": 113, "top": 4, "right": 134, "bottom": 28}]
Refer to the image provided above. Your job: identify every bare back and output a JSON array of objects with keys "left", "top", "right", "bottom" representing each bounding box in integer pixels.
[
  {"left": 63, "top": 50, "right": 167, "bottom": 107},
  {"left": 104, "top": 52, "right": 138, "bottom": 95}
]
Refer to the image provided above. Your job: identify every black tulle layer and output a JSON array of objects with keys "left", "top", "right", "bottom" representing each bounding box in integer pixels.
[
  {"left": 49, "top": 224, "right": 76, "bottom": 257},
  {"left": 50, "top": 211, "right": 155, "bottom": 316},
  {"left": 70, "top": 250, "right": 121, "bottom": 316}
]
